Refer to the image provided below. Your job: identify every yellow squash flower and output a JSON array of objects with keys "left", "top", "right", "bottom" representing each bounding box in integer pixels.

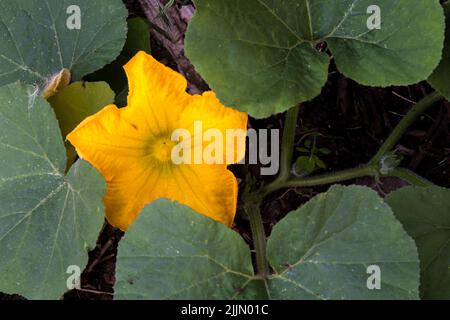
[{"left": 68, "top": 51, "right": 247, "bottom": 231}]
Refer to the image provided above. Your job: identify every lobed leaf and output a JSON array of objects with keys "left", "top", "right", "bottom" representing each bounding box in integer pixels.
[
  {"left": 0, "top": 0, "right": 128, "bottom": 89},
  {"left": 115, "top": 185, "right": 420, "bottom": 299},
  {"left": 386, "top": 186, "right": 450, "bottom": 299},
  {"left": 0, "top": 83, "right": 105, "bottom": 299},
  {"left": 428, "top": 2, "right": 450, "bottom": 101},
  {"left": 115, "top": 199, "right": 266, "bottom": 300},
  {"left": 185, "top": 0, "right": 445, "bottom": 118},
  {"left": 267, "top": 185, "right": 419, "bottom": 299}
]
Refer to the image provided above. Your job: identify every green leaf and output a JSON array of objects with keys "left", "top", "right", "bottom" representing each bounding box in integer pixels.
[
  {"left": 386, "top": 186, "right": 450, "bottom": 300},
  {"left": 429, "top": 2, "right": 450, "bottom": 101},
  {"left": 319, "top": 148, "right": 331, "bottom": 155},
  {"left": 49, "top": 81, "right": 114, "bottom": 138},
  {"left": 0, "top": 0, "right": 128, "bottom": 88},
  {"left": 48, "top": 81, "right": 115, "bottom": 167},
  {"left": 86, "top": 17, "right": 151, "bottom": 107},
  {"left": 0, "top": 83, "right": 105, "bottom": 299},
  {"left": 267, "top": 185, "right": 420, "bottom": 299},
  {"left": 296, "top": 147, "right": 310, "bottom": 153},
  {"left": 121, "top": 18, "right": 151, "bottom": 59},
  {"left": 295, "top": 156, "right": 317, "bottom": 175},
  {"left": 313, "top": 155, "right": 326, "bottom": 169},
  {"left": 185, "top": 0, "right": 445, "bottom": 118},
  {"left": 115, "top": 199, "right": 266, "bottom": 300},
  {"left": 115, "top": 186, "right": 419, "bottom": 299}
]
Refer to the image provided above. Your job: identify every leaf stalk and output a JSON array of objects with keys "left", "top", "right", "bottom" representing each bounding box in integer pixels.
[
  {"left": 244, "top": 91, "right": 442, "bottom": 277},
  {"left": 244, "top": 200, "right": 270, "bottom": 277},
  {"left": 262, "top": 91, "right": 443, "bottom": 197}
]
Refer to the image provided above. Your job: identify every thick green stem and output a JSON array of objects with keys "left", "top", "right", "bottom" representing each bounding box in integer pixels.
[
  {"left": 369, "top": 91, "right": 444, "bottom": 165},
  {"left": 277, "top": 105, "right": 300, "bottom": 181},
  {"left": 245, "top": 202, "right": 269, "bottom": 277},
  {"left": 242, "top": 106, "right": 299, "bottom": 277},
  {"left": 262, "top": 92, "right": 443, "bottom": 197},
  {"left": 263, "top": 165, "right": 378, "bottom": 197},
  {"left": 387, "top": 168, "right": 433, "bottom": 187},
  {"left": 264, "top": 105, "right": 299, "bottom": 191}
]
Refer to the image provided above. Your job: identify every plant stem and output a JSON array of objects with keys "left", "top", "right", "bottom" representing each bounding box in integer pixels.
[
  {"left": 262, "top": 92, "right": 443, "bottom": 197},
  {"left": 242, "top": 105, "right": 299, "bottom": 277},
  {"left": 387, "top": 168, "right": 433, "bottom": 187},
  {"left": 369, "top": 91, "right": 444, "bottom": 165},
  {"left": 246, "top": 92, "right": 441, "bottom": 276},
  {"left": 263, "top": 165, "right": 378, "bottom": 197},
  {"left": 264, "top": 105, "right": 299, "bottom": 191},
  {"left": 245, "top": 201, "right": 269, "bottom": 277},
  {"left": 277, "top": 105, "right": 300, "bottom": 181}
]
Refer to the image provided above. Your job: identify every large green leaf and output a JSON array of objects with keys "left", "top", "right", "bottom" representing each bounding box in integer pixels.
[
  {"left": 0, "top": 0, "right": 128, "bottom": 88},
  {"left": 267, "top": 185, "right": 419, "bottom": 299},
  {"left": 48, "top": 81, "right": 115, "bottom": 167},
  {"left": 48, "top": 81, "right": 114, "bottom": 138},
  {"left": 115, "top": 199, "right": 266, "bottom": 299},
  {"left": 0, "top": 83, "right": 105, "bottom": 299},
  {"left": 386, "top": 186, "right": 450, "bottom": 300},
  {"left": 185, "top": 0, "right": 445, "bottom": 118},
  {"left": 86, "top": 17, "right": 151, "bottom": 107},
  {"left": 115, "top": 186, "right": 419, "bottom": 299},
  {"left": 429, "top": 2, "right": 450, "bottom": 101}
]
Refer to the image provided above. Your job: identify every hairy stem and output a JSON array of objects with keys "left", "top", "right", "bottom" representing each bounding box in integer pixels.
[
  {"left": 387, "top": 168, "right": 433, "bottom": 187},
  {"left": 263, "top": 165, "right": 378, "bottom": 197},
  {"left": 262, "top": 92, "right": 443, "bottom": 197},
  {"left": 242, "top": 106, "right": 299, "bottom": 277},
  {"left": 263, "top": 105, "right": 299, "bottom": 193},
  {"left": 369, "top": 91, "right": 444, "bottom": 165},
  {"left": 278, "top": 105, "right": 300, "bottom": 181},
  {"left": 245, "top": 201, "right": 269, "bottom": 277}
]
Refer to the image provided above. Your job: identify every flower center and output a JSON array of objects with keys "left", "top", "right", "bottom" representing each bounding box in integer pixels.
[{"left": 150, "top": 137, "right": 176, "bottom": 163}]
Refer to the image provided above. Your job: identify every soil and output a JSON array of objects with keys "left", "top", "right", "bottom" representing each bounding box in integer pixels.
[{"left": 1, "top": 0, "right": 449, "bottom": 300}]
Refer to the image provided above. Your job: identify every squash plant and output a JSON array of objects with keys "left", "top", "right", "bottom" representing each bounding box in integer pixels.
[{"left": 0, "top": 0, "right": 450, "bottom": 300}]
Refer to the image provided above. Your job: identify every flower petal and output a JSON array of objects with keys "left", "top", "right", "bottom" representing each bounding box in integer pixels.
[
  {"left": 103, "top": 164, "right": 161, "bottom": 230},
  {"left": 102, "top": 163, "right": 238, "bottom": 230},
  {"left": 67, "top": 105, "right": 150, "bottom": 181},
  {"left": 124, "top": 51, "right": 188, "bottom": 133},
  {"left": 167, "top": 164, "right": 238, "bottom": 226},
  {"left": 178, "top": 91, "right": 248, "bottom": 164}
]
